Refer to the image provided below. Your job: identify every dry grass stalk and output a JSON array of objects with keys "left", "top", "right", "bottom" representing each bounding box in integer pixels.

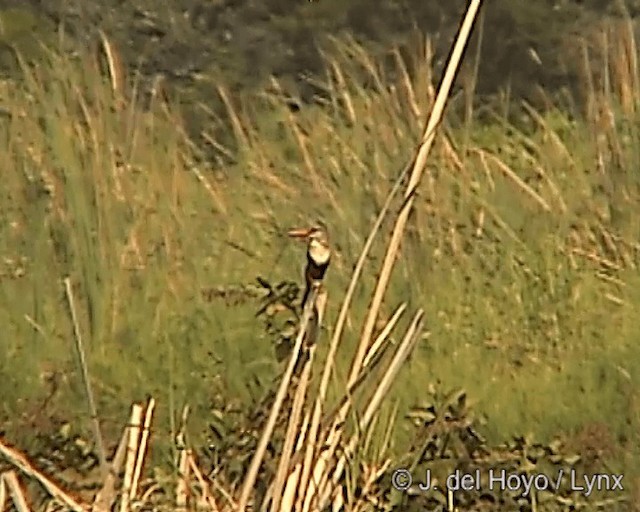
[
  {"left": 3, "top": 471, "right": 31, "bottom": 512},
  {"left": 130, "top": 398, "right": 155, "bottom": 501},
  {"left": 92, "top": 421, "right": 130, "bottom": 512},
  {"left": 297, "top": 310, "right": 411, "bottom": 510},
  {"left": 217, "top": 85, "right": 249, "bottom": 148},
  {"left": 475, "top": 149, "right": 552, "bottom": 212},
  {"left": 271, "top": 290, "right": 327, "bottom": 512},
  {"left": 119, "top": 403, "right": 143, "bottom": 512},
  {"left": 188, "top": 453, "right": 221, "bottom": 512},
  {"left": 268, "top": 78, "right": 324, "bottom": 197},
  {"left": 0, "top": 438, "right": 85, "bottom": 512},
  {"left": 448, "top": 487, "right": 456, "bottom": 512},
  {"left": 175, "top": 405, "right": 191, "bottom": 511},
  {"left": 281, "top": 411, "right": 311, "bottom": 512},
  {"left": 349, "top": 0, "right": 483, "bottom": 388},
  {"left": 176, "top": 446, "right": 189, "bottom": 511},
  {"left": 64, "top": 277, "right": 109, "bottom": 480},
  {"left": 237, "top": 284, "right": 323, "bottom": 511},
  {"left": 272, "top": 350, "right": 314, "bottom": 512},
  {"left": 570, "top": 247, "right": 621, "bottom": 270},
  {"left": 98, "top": 31, "right": 123, "bottom": 96},
  {"left": 392, "top": 46, "right": 422, "bottom": 121},
  {"left": 362, "top": 303, "right": 407, "bottom": 368},
  {"left": 189, "top": 164, "right": 229, "bottom": 215},
  {"left": 356, "top": 463, "right": 388, "bottom": 512},
  {"left": 317, "top": 311, "right": 424, "bottom": 509},
  {"left": 0, "top": 472, "right": 5, "bottom": 511}
]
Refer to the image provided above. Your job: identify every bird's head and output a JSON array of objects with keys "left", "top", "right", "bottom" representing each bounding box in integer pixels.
[
  {"left": 288, "top": 224, "right": 331, "bottom": 264},
  {"left": 287, "top": 224, "right": 328, "bottom": 243}
]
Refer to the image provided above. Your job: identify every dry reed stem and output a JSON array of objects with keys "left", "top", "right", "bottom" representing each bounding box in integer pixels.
[
  {"left": 302, "top": 2, "right": 482, "bottom": 507},
  {"left": 268, "top": 78, "right": 324, "bottom": 196},
  {"left": 347, "top": 0, "right": 482, "bottom": 390},
  {"left": 303, "top": 317, "right": 403, "bottom": 510},
  {"left": 345, "top": 35, "right": 386, "bottom": 94},
  {"left": 477, "top": 149, "right": 496, "bottom": 190},
  {"left": 0, "top": 438, "right": 85, "bottom": 512},
  {"left": 272, "top": 352, "right": 314, "bottom": 512},
  {"left": 130, "top": 398, "right": 155, "bottom": 501},
  {"left": 296, "top": 414, "right": 319, "bottom": 512},
  {"left": 517, "top": 147, "right": 568, "bottom": 213},
  {"left": 176, "top": 405, "right": 191, "bottom": 510},
  {"left": 176, "top": 447, "right": 189, "bottom": 511},
  {"left": 448, "top": 487, "right": 456, "bottom": 511},
  {"left": 92, "top": 421, "right": 130, "bottom": 512},
  {"left": 318, "top": 310, "right": 424, "bottom": 509},
  {"left": 363, "top": 303, "right": 407, "bottom": 368},
  {"left": 271, "top": 289, "right": 328, "bottom": 511},
  {"left": 0, "top": 473, "right": 5, "bottom": 512},
  {"left": 285, "top": 411, "right": 311, "bottom": 512},
  {"left": 119, "top": 403, "right": 143, "bottom": 512},
  {"left": 3, "top": 471, "right": 31, "bottom": 512},
  {"left": 64, "top": 277, "right": 109, "bottom": 480},
  {"left": 237, "top": 284, "right": 321, "bottom": 511},
  {"left": 521, "top": 101, "right": 574, "bottom": 167}
]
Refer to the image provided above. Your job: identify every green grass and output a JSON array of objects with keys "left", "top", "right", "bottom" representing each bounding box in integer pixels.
[{"left": 1, "top": 25, "right": 639, "bottom": 503}]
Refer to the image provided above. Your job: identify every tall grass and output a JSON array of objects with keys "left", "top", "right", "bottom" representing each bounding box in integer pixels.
[{"left": 0, "top": 11, "right": 639, "bottom": 508}]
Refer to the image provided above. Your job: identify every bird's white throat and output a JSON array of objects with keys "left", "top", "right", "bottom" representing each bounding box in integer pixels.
[{"left": 309, "top": 239, "right": 330, "bottom": 265}]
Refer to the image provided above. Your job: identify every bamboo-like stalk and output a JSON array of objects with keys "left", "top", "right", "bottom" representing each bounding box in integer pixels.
[
  {"left": 98, "top": 31, "right": 122, "bottom": 96},
  {"left": 362, "top": 303, "right": 407, "bottom": 368},
  {"left": 175, "top": 405, "right": 191, "bottom": 511},
  {"left": 299, "top": 305, "right": 403, "bottom": 512},
  {"left": 303, "top": 304, "right": 405, "bottom": 441},
  {"left": 237, "top": 284, "right": 321, "bottom": 511},
  {"left": 130, "top": 398, "right": 155, "bottom": 501},
  {"left": 0, "top": 472, "right": 6, "bottom": 511},
  {"left": 119, "top": 403, "right": 143, "bottom": 512},
  {"left": 3, "top": 471, "right": 31, "bottom": 512},
  {"left": 281, "top": 411, "right": 310, "bottom": 512},
  {"left": 348, "top": 0, "right": 483, "bottom": 391},
  {"left": 64, "top": 277, "right": 109, "bottom": 480},
  {"left": 176, "top": 448, "right": 189, "bottom": 511},
  {"left": 271, "top": 349, "right": 313, "bottom": 512}
]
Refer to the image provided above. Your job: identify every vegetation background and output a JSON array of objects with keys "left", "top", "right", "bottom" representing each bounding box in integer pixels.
[{"left": 0, "top": 0, "right": 639, "bottom": 509}]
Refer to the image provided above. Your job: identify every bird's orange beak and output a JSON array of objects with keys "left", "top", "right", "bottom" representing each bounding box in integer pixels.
[{"left": 287, "top": 227, "right": 313, "bottom": 239}]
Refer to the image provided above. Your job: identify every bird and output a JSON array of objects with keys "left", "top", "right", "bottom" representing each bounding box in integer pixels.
[{"left": 287, "top": 223, "right": 331, "bottom": 312}]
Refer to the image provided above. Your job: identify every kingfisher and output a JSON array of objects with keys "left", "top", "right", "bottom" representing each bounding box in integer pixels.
[{"left": 287, "top": 223, "right": 331, "bottom": 312}]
